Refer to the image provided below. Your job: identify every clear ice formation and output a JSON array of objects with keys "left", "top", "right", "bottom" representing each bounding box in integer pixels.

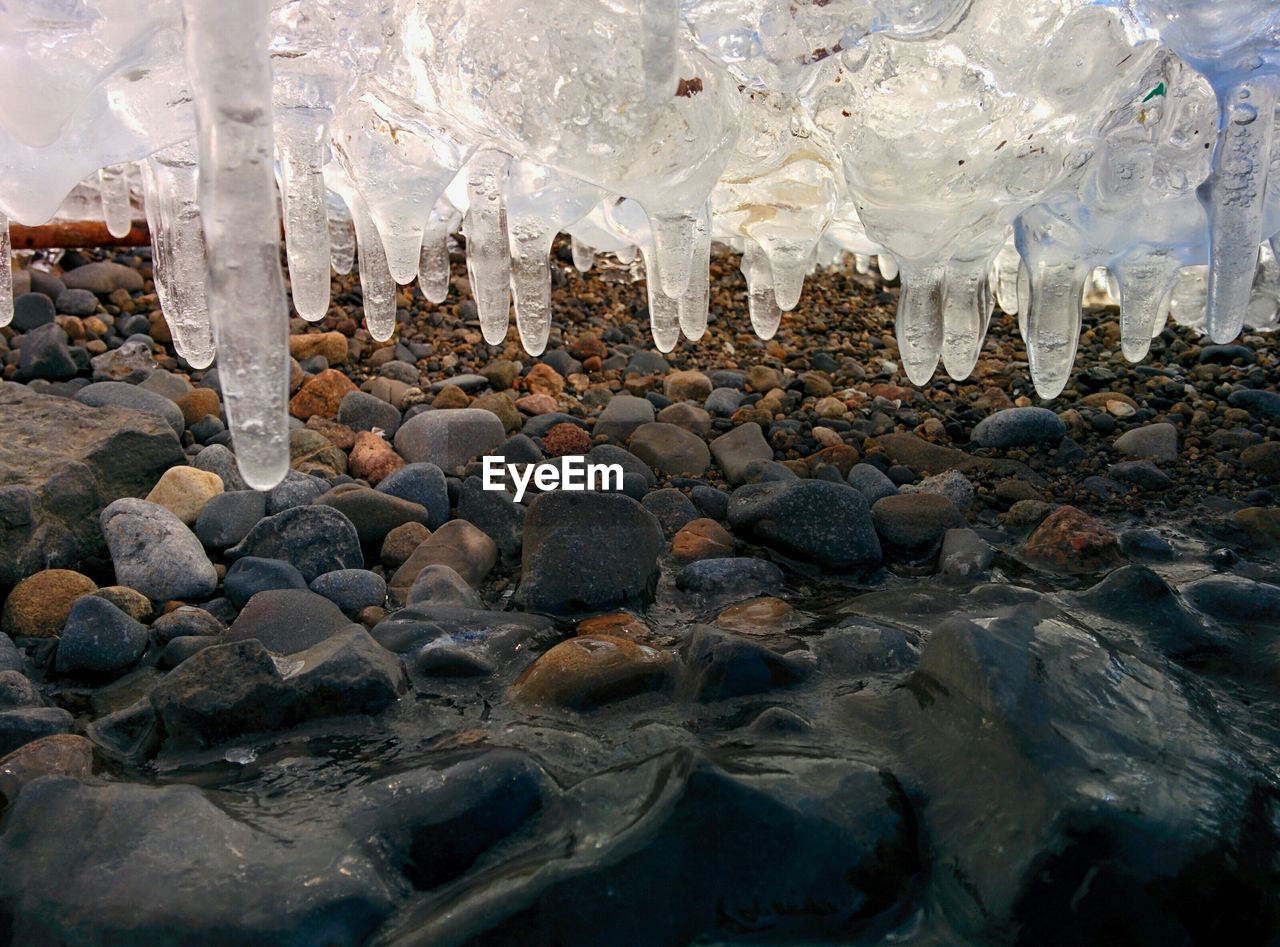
[{"left": 1, "top": 1, "right": 1279, "bottom": 486}]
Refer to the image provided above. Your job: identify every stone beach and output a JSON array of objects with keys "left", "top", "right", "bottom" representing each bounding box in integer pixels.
[{"left": 0, "top": 243, "right": 1277, "bottom": 944}]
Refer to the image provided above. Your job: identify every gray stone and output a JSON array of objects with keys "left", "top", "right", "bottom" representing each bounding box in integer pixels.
[
  {"left": 458, "top": 476, "right": 524, "bottom": 561},
  {"left": 376, "top": 462, "right": 451, "bottom": 529},
  {"left": 971, "top": 407, "right": 1066, "bottom": 449},
  {"left": 675, "top": 557, "right": 786, "bottom": 605},
  {"left": 54, "top": 288, "right": 98, "bottom": 316},
  {"left": 59, "top": 260, "right": 145, "bottom": 294},
  {"left": 1227, "top": 388, "right": 1280, "bottom": 421},
  {"left": 12, "top": 292, "right": 55, "bottom": 331},
  {"left": 404, "top": 564, "right": 484, "bottom": 609},
  {"left": 315, "top": 484, "right": 429, "bottom": 545},
  {"left": 587, "top": 443, "right": 656, "bottom": 487},
  {"left": 871, "top": 493, "right": 966, "bottom": 560},
  {"left": 0, "top": 671, "right": 40, "bottom": 708},
  {"left": 152, "top": 606, "right": 224, "bottom": 644},
  {"left": 227, "top": 588, "right": 352, "bottom": 653},
  {"left": 90, "top": 339, "right": 154, "bottom": 384},
  {"left": 54, "top": 595, "right": 148, "bottom": 676},
  {"left": 224, "top": 557, "right": 309, "bottom": 609},
  {"left": 1114, "top": 422, "right": 1179, "bottom": 463},
  {"left": 228, "top": 505, "right": 364, "bottom": 582},
  {"left": 0, "top": 383, "right": 182, "bottom": 586},
  {"left": 518, "top": 491, "right": 664, "bottom": 614},
  {"left": 847, "top": 463, "right": 899, "bottom": 505},
  {"left": 729, "top": 480, "right": 882, "bottom": 571},
  {"left": 710, "top": 423, "right": 773, "bottom": 486},
  {"left": 1181, "top": 575, "right": 1280, "bottom": 624},
  {"left": 266, "top": 470, "right": 328, "bottom": 514},
  {"left": 393, "top": 408, "right": 506, "bottom": 473},
  {"left": 310, "top": 569, "right": 387, "bottom": 616},
  {"left": 705, "top": 387, "right": 743, "bottom": 417},
  {"left": 628, "top": 422, "right": 711, "bottom": 477},
  {"left": 642, "top": 488, "right": 700, "bottom": 533},
  {"left": 939, "top": 528, "right": 995, "bottom": 579},
  {"left": 192, "top": 444, "right": 249, "bottom": 492},
  {"left": 0, "top": 707, "right": 73, "bottom": 756},
  {"left": 390, "top": 520, "right": 497, "bottom": 593},
  {"left": 1110, "top": 460, "right": 1174, "bottom": 491},
  {"left": 75, "top": 381, "right": 185, "bottom": 436},
  {"left": 139, "top": 369, "right": 192, "bottom": 403},
  {"left": 901, "top": 469, "right": 975, "bottom": 510},
  {"left": 594, "top": 395, "right": 655, "bottom": 442},
  {"left": 17, "top": 323, "right": 76, "bottom": 381},
  {"left": 100, "top": 498, "right": 217, "bottom": 602},
  {"left": 338, "top": 389, "right": 402, "bottom": 436},
  {"left": 194, "top": 490, "right": 266, "bottom": 550}
]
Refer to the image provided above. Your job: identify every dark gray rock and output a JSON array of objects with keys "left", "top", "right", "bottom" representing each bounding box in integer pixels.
[
  {"left": 195, "top": 490, "right": 266, "bottom": 550},
  {"left": 152, "top": 606, "right": 224, "bottom": 643},
  {"left": 971, "top": 407, "right": 1066, "bottom": 449},
  {"left": 0, "top": 777, "right": 395, "bottom": 946},
  {"left": 310, "top": 569, "right": 387, "bottom": 616},
  {"left": 705, "top": 387, "right": 743, "bottom": 417},
  {"left": 226, "top": 588, "right": 352, "bottom": 653},
  {"left": 710, "top": 423, "right": 772, "bottom": 486},
  {"left": 75, "top": 381, "right": 185, "bottom": 436},
  {"left": 587, "top": 443, "right": 656, "bottom": 487},
  {"left": 371, "top": 606, "right": 553, "bottom": 666},
  {"left": 377, "top": 462, "right": 450, "bottom": 529},
  {"left": 54, "top": 288, "right": 98, "bottom": 317},
  {"left": 228, "top": 505, "right": 363, "bottom": 581},
  {"left": 55, "top": 595, "right": 148, "bottom": 676},
  {"left": 404, "top": 564, "right": 483, "bottom": 609},
  {"left": 192, "top": 443, "right": 249, "bottom": 492},
  {"left": 1114, "top": 422, "right": 1178, "bottom": 462},
  {"left": 729, "top": 480, "right": 882, "bottom": 571},
  {"left": 1227, "top": 388, "right": 1280, "bottom": 421},
  {"left": 517, "top": 492, "right": 663, "bottom": 614},
  {"left": 939, "top": 528, "right": 995, "bottom": 579},
  {"left": 315, "top": 483, "right": 430, "bottom": 545},
  {"left": 17, "top": 323, "right": 77, "bottom": 380},
  {"left": 393, "top": 408, "right": 505, "bottom": 473},
  {"left": 870, "top": 493, "right": 966, "bottom": 560},
  {"left": 1181, "top": 575, "right": 1280, "bottom": 625},
  {"left": 101, "top": 498, "right": 218, "bottom": 602},
  {"left": 1118, "top": 528, "right": 1175, "bottom": 561},
  {"left": 0, "top": 671, "right": 40, "bottom": 708},
  {"left": 675, "top": 557, "right": 786, "bottom": 605},
  {"left": 267, "top": 470, "right": 329, "bottom": 513},
  {"left": 90, "top": 339, "right": 154, "bottom": 384},
  {"left": 628, "top": 422, "right": 711, "bottom": 477},
  {"left": 338, "top": 389, "right": 402, "bottom": 436},
  {"left": 0, "top": 637, "right": 22, "bottom": 673},
  {"left": 1110, "top": 459, "right": 1174, "bottom": 491},
  {"left": 0, "top": 383, "right": 182, "bottom": 586},
  {"left": 641, "top": 488, "right": 700, "bottom": 533},
  {"left": 691, "top": 485, "right": 730, "bottom": 520},
  {"left": 12, "top": 292, "right": 55, "bottom": 331},
  {"left": 680, "top": 626, "right": 806, "bottom": 701},
  {"left": 224, "top": 557, "right": 309, "bottom": 609},
  {"left": 594, "top": 395, "right": 655, "bottom": 442},
  {"left": 458, "top": 476, "right": 524, "bottom": 561},
  {"left": 159, "top": 635, "right": 221, "bottom": 669},
  {"left": 0, "top": 707, "right": 73, "bottom": 756},
  {"left": 847, "top": 463, "right": 899, "bottom": 505},
  {"left": 27, "top": 269, "right": 67, "bottom": 299}
]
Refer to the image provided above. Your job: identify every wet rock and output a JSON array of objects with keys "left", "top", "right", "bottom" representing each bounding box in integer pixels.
[
  {"left": 310, "top": 569, "right": 387, "bottom": 616},
  {"left": 377, "top": 462, "right": 450, "bottom": 529},
  {"left": 151, "top": 628, "right": 404, "bottom": 749},
  {"left": 227, "top": 588, "right": 353, "bottom": 653},
  {"left": 871, "top": 493, "right": 966, "bottom": 560},
  {"left": 681, "top": 626, "right": 806, "bottom": 701},
  {"left": 390, "top": 520, "right": 498, "bottom": 595},
  {"left": 627, "top": 422, "right": 710, "bottom": 477},
  {"left": 228, "top": 505, "right": 364, "bottom": 582},
  {"left": 1114, "top": 422, "right": 1179, "bottom": 462},
  {"left": 847, "top": 463, "right": 899, "bottom": 505},
  {"left": 17, "top": 323, "right": 77, "bottom": 380},
  {"left": 1110, "top": 459, "right": 1174, "bottom": 491},
  {"left": 0, "top": 383, "right": 182, "bottom": 585},
  {"left": 1181, "top": 575, "right": 1280, "bottom": 625},
  {"left": 90, "top": 340, "right": 155, "bottom": 384},
  {"left": 671, "top": 518, "right": 735, "bottom": 563},
  {"left": 458, "top": 476, "right": 524, "bottom": 561},
  {"left": 676, "top": 557, "right": 786, "bottom": 605},
  {"left": 223, "top": 557, "right": 309, "bottom": 609},
  {"left": 1024, "top": 505, "right": 1120, "bottom": 574},
  {"left": 1118, "top": 528, "right": 1175, "bottom": 561},
  {"left": 0, "top": 778, "right": 394, "bottom": 945},
  {"left": 54, "top": 595, "right": 148, "bottom": 676},
  {"left": 152, "top": 606, "right": 224, "bottom": 643},
  {"left": 2, "top": 569, "right": 97, "bottom": 638},
  {"left": 1241, "top": 442, "right": 1280, "bottom": 478},
  {"left": 971, "top": 407, "right": 1065, "bottom": 449},
  {"left": 0, "top": 707, "right": 73, "bottom": 756},
  {"left": 1226, "top": 388, "right": 1280, "bottom": 421},
  {"left": 594, "top": 395, "right": 656, "bottom": 442},
  {"left": 101, "top": 498, "right": 218, "bottom": 602},
  {"left": 939, "top": 528, "right": 995, "bottom": 579},
  {"left": 195, "top": 490, "right": 267, "bottom": 551},
  {"left": 393, "top": 408, "right": 506, "bottom": 474},
  {"left": 518, "top": 491, "right": 663, "bottom": 614},
  {"left": 710, "top": 422, "right": 772, "bottom": 486},
  {"left": 813, "top": 621, "right": 914, "bottom": 674},
  {"left": 0, "top": 638, "right": 22, "bottom": 674},
  {"left": 0, "top": 672, "right": 39, "bottom": 709},
  {"left": 729, "top": 480, "right": 881, "bottom": 572},
  {"left": 511, "top": 635, "right": 674, "bottom": 710},
  {"left": 641, "top": 488, "right": 700, "bottom": 533},
  {"left": 0, "top": 734, "right": 93, "bottom": 802},
  {"left": 12, "top": 292, "right": 55, "bottom": 331},
  {"left": 315, "top": 483, "right": 430, "bottom": 545},
  {"left": 714, "top": 597, "right": 800, "bottom": 636},
  {"left": 405, "top": 564, "right": 483, "bottom": 609}
]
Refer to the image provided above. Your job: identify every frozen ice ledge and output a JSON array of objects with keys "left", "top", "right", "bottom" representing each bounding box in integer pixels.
[{"left": 1, "top": 0, "right": 1278, "bottom": 488}]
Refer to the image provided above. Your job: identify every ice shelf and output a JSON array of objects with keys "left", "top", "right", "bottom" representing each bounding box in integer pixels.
[{"left": 1, "top": 0, "right": 1278, "bottom": 485}]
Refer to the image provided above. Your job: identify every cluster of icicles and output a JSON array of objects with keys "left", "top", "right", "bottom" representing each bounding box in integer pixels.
[{"left": 1, "top": 0, "right": 1278, "bottom": 489}]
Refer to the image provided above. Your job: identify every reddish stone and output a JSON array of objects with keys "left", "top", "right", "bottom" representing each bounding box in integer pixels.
[
  {"left": 525, "top": 363, "right": 565, "bottom": 397},
  {"left": 570, "top": 334, "right": 608, "bottom": 360},
  {"left": 671, "top": 518, "right": 734, "bottom": 563},
  {"left": 288, "top": 369, "right": 357, "bottom": 420},
  {"left": 348, "top": 430, "right": 404, "bottom": 485},
  {"left": 542, "top": 422, "right": 591, "bottom": 457},
  {"left": 1025, "top": 505, "right": 1120, "bottom": 573},
  {"left": 516, "top": 393, "right": 557, "bottom": 415}
]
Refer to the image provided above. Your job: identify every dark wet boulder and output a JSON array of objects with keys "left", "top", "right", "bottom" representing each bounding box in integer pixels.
[
  {"left": 728, "top": 480, "right": 881, "bottom": 571},
  {"left": 680, "top": 626, "right": 807, "bottom": 701},
  {"left": 226, "top": 588, "right": 352, "bottom": 654},
  {"left": 227, "top": 505, "right": 363, "bottom": 581}
]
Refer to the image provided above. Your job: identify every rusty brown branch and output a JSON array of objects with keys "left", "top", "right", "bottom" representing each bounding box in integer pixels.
[{"left": 9, "top": 221, "right": 151, "bottom": 250}]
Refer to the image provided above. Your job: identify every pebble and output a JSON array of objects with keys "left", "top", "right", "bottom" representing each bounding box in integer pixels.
[
  {"left": 901, "top": 469, "right": 975, "bottom": 510},
  {"left": 675, "top": 557, "right": 786, "bottom": 603},
  {"left": 728, "top": 481, "right": 881, "bottom": 571},
  {"left": 53, "top": 289, "right": 98, "bottom": 317},
  {"left": 391, "top": 519, "right": 498, "bottom": 594},
  {"left": 939, "top": 528, "right": 995, "bottom": 579},
  {"left": 510, "top": 635, "right": 673, "bottom": 710},
  {"left": 1181, "top": 575, "right": 1280, "bottom": 625},
  {"left": 228, "top": 505, "right": 364, "bottom": 582},
  {"left": 18, "top": 324, "right": 78, "bottom": 380},
  {"left": 871, "top": 493, "right": 966, "bottom": 559},
  {"left": 641, "top": 488, "right": 700, "bottom": 533},
  {"left": 1110, "top": 460, "right": 1174, "bottom": 491},
  {"left": 338, "top": 389, "right": 402, "bottom": 436},
  {"left": 1, "top": 570, "right": 97, "bottom": 638},
  {"left": 90, "top": 340, "right": 155, "bottom": 384},
  {"left": 1226, "top": 388, "right": 1280, "bottom": 421},
  {"left": 101, "top": 498, "right": 218, "bottom": 602},
  {"left": 1024, "top": 505, "right": 1120, "bottom": 573},
  {"left": 710, "top": 423, "right": 773, "bottom": 486},
  {"left": 671, "top": 518, "right": 735, "bottom": 563},
  {"left": 145, "top": 466, "right": 224, "bottom": 524},
  {"left": 663, "top": 370, "right": 712, "bottom": 402},
  {"left": 226, "top": 589, "right": 353, "bottom": 654},
  {"left": 0, "top": 734, "right": 94, "bottom": 802},
  {"left": 375, "top": 462, "right": 450, "bottom": 528},
  {"left": 380, "top": 522, "right": 431, "bottom": 570},
  {"left": 847, "top": 463, "right": 899, "bottom": 505},
  {"left": 54, "top": 596, "right": 148, "bottom": 676},
  {"left": 310, "top": 569, "right": 388, "bottom": 616},
  {"left": 594, "top": 394, "right": 656, "bottom": 442},
  {"left": 628, "top": 422, "right": 711, "bottom": 477},
  {"left": 12, "top": 293, "right": 55, "bottom": 332},
  {"left": 1114, "top": 422, "right": 1179, "bottom": 462},
  {"left": 315, "top": 483, "right": 431, "bottom": 545},
  {"left": 971, "top": 407, "right": 1066, "bottom": 449},
  {"left": 224, "top": 557, "right": 309, "bottom": 609},
  {"left": 59, "top": 260, "right": 144, "bottom": 294},
  {"left": 393, "top": 408, "right": 506, "bottom": 474},
  {"left": 404, "top": 564, "right": 483, "bottom": 609}
]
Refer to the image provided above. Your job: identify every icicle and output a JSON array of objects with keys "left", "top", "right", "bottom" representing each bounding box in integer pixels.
[
  {"left": 993, "top": 239, "right": 1021, "bottom": 315},
  {"left": 853, "top": 253, "right": 871, "bottom": 275},
  {"left": 678, "top": 204, "right": 711, "bottom": 341},
  {"left": 276, "top": 110, "right": 332, "bottom": 322},
  {"left": 639, "top": 0, "right": 678, "bottom": 102},
  {"left": 1199, "top": 77, "right": 1278, "bottom": 344},
  {"left": 761, "top": 240, "right": 810, "bottom": 311},
  {"left": 1022, "top": 259, "right": 1086, "bottom": 399},
  {"left": 1248, "top": 240, "right": 1280, "bottom": 330},
  {"left": 616, "top": 245, "right": 638, "bottom": 265},
  {"left": 509, "top": 215, "right": 555, "bottom": 356},
  {"left": 1113, "top": 253, "right": 1180, "bottom": 362},
  {"left": 877, "top": 254, "right": 899, "bottom": 281},
  {"left": 940, "top": 257, "right": 993, "bottom": 381},
  {"left": 571, "top": 236, "right": 594, "bottom": 272},
  {"left": 98, "top": 164, "right": 133, "bottom": 239},
  {"left": 896, "top": 262, "right": 944, "bottom": 385},
  {"left": 418, "top": 203, "right": 455, "bottom": 305},
  {"left": 1016, "top": 263, "right": 1031, "bottom": 341},
  {"left": 182, "top": 0, "right": 291, "bottom": 490},
  {"left": 464, "top": 150, "right": 513, "bottom": 346},
  {"left": 0, "top": 214, "right": 11, "bottom": 329},
  {"left": 349, "top": 193, "right": 397, "bottom": 341},
  {"left": 741, "top": 240, "right": 782, "bottom": 340},
  {"left": 327, "top": 193, "right": 355, "bottom": 276},
  {"left": 646, "top": 210, "right": 696, "bottom": 298},
  {"left": 140, "top": 141, "right": 216, "bottom": 369}
]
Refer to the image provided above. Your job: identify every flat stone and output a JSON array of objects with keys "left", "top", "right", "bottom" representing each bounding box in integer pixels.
[
  {"left": 710, "top": 423, "right": 772, "bottom": 486},
  {"left": 315, "top": 483, "right": 430, "bottom": 545},
  {"left": 338, "top": 389, "right": 402, "bottom": 436},
  {"left": 59, "top": 260, "right": 144, "bottom": 294},
  {"left": 195, "top": 490, "right": 267, "bottom": 550},
  {"left": 729, "top": 480, "right": 881, "bottom": 572},
  {"left": 628, "top": 422, "right": 711, "bottom": 477},
  {"left": 310, "top": 569, "right": 387, "bottom": 616},
  {"left": 594, "top": 394, "right": 655, "bottom": 442},
  {"left": 871, "top": 493, "right": 966, "bottom": 559},
  {"left": 675, "top": 557, "right": 786, "bottom": 605},
  {"left": 1114, "top": 422, "right": 1179, "bottom": 463},
  {"left": 390, "top": 519, "right": 498, "bottom": 594},
  {"left": 75, "top": 381, "right": 184, "bottom": 436},
  {"left": 227, "top": 588, "right": 353, "bottom": 653},
  {"left": 223, "top": 557, "right": 309, "bottom": 609}
]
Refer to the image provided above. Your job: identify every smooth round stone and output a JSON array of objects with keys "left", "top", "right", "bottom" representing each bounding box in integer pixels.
[
  {"left": 971, "top": 407, "right": 1065, "bottom": 449},
  {"left": 195, "top": 491, "right": 267, "bottom": 551},
  {"left": 54, "top": 288, "right": 98, "bottom": 317},
  {"left": 145, "top": 466, "right": 224, "bottom": 525},
  {"left": 227, "top": 505, "right": 364, "bottom": 582},
  {"left": 18, "top": 324, "right": 77, "bottom": 381},
  {"left": 89, "top": 586, "right": 152, "bottom": 623},
  {"left": 1114, "top": 423, "right": 1179, "bottom": 463},
  {"left": 871, "top": 493, "right": 966, "bottom": 559},
  {"left": 510, "top": 634, "right": 673, "bottom": 710},
  {"left": 1110, "top": 460, "right": 1173, "bottom": 491},
  {"left": 310, "top": 569, "right": 387, "bottom": 616},
  {"left": 315, "top": 483, "right": 430, "bottom": 544},
  {"left": 691, "top": 485, "right": 730, "bottom": 520},
  {"left": 100, "top": 499, "right": 218, "bottom": 602},
  {"left": 728, "top": 481, "right": 881, "bottom": 571},
  {"left": 224, "top": 556, "right": 309, "bottom": 610},
  {"left": 1, "top": 570, "right": 98, "bottom": 639},
  {"left": 704, "top": 388, "right": 743, "bottom": 417},
  {"left": 710, "top": 423, "right": 773, "bottom": 486},
  {"left": 159, "top": 635, "right": 221, "bottom": 669},
  {"left": 593, "top": 395, "right": 656, "bottom": 442},
  {"left": 193, "top": 444, "right": 249, "bottom": 492},
  {"left": 152, "top": 606, "right": 225, "bottom": 644},
  {"left": 391, "top": 520, "right": 498, "bottom": 593},
  {"left": 1227, "top": 388, "right": 1280, "bottom": 421},
  {"left": 628, "top": 423, "right": 711, "bottom": 477},
  {"left": 55, "top": 596, "right": 148, "bottom": 676},
  {"left": 267, "top": 470, "right": 329, "bottom": 514},
  {"left": 12, "top": 293, "right": 55, "bottom": 331},
  {"left": 393, "top": 408, "right": 505, "bottom": 474},
  {"left": 625, "top": 351, "right": 668, "bottom": 375},
  {"left": 847, "top": 464, "right": 899, "bottom": 505},
  {"left": 1118, "top": 528, "right": 1175, "bottom": 561},
  {"left": 655, "top": 402, "right": 712, "bottom": 437},
  {"left": 338, "top": 390, "right": 402, "bottom": 437},
  {"left": 225, "top": 588, "right": 352, "bottom": 654},
  {"left": 60, "top": 260, "right": 143, "bottom": 294},
  {"left": 376, "top": 463, "right": 449, "bottom": 529},
  {"left": 381, "top": 522, "right": 432, "bottom": 570},
  {"left": 75, "top": 381, "right": 184, "bottom": 436},
  {"left": 521, "top": 412, "right": 588, "bottom": 440},
  {"left": 1181, "top": 576, "right": 1280, "bottom": 624},
  {"left": 641, "top": 488, "right": 700, "bottom": 534},
  {"left": 0, "top": 671, "right": 41, "bottom": 709},
  {"left": 404, "top": 564, "right": 483, "bottom": 609},
  {"left": 675, "top": 557, "right": 786, "bottom": 602}
]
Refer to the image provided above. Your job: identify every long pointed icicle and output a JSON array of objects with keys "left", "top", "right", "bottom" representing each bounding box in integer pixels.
[
  {"left": 182, "top": 0, "right": 290, "bottom": 490},
  {"left": 940, "top": 257, "right": 993, "bottom": 381},
  {"left": 418, "top": 205, "right": 454, "bottom": 305},
  {"left": 1023, "top": 260, "right": 1086, "bottom": 399},
  {"left": 896, "top": 261, "right": 945, "bottom": 385},
  {"left": 571, "top": 236, "right": 594, "bottom": 273},
  {"left": 0, "top": 214, "right": 11, "bottom": 328},
  {"left": 647, "top": 211, "right": 696, "bottom": 299},
  {"left": 1113, "top": 253, "right": 1180, "bottom": 362},
  {"left": 465, "top": 150, "right": 513, "bottom": 345},
  {"left": 762, "top": 240, "right": 811, "bottom": 312},
  {"left": 1199, "top": 77, "right": 1278, "bottom": 345},
  {"left": 349, "top": 193, "right": 397, "bottom": 341},
  {"left": 276, "top": 110, "right": 332, "bottom": 321},
  {"left": 99, "top": 165, "right": 133, "bottom": 239},
  {"left": 678, "top": 204, "right": 711, "bottom": 341},
  {"left": 140, "top": 141, "right": 216, "bottom": 368},
  {"left": 510, "top": 214, "right": 555, "bottom": 356},
  {"left": 639, "top": 246, "right": 681, "bottom": 353},
  {"left": 328, "top": 193, "right": 355, "bottom": 276},
  {"left": 741, "top": 240, "right": 782, "bottom": 341}
]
